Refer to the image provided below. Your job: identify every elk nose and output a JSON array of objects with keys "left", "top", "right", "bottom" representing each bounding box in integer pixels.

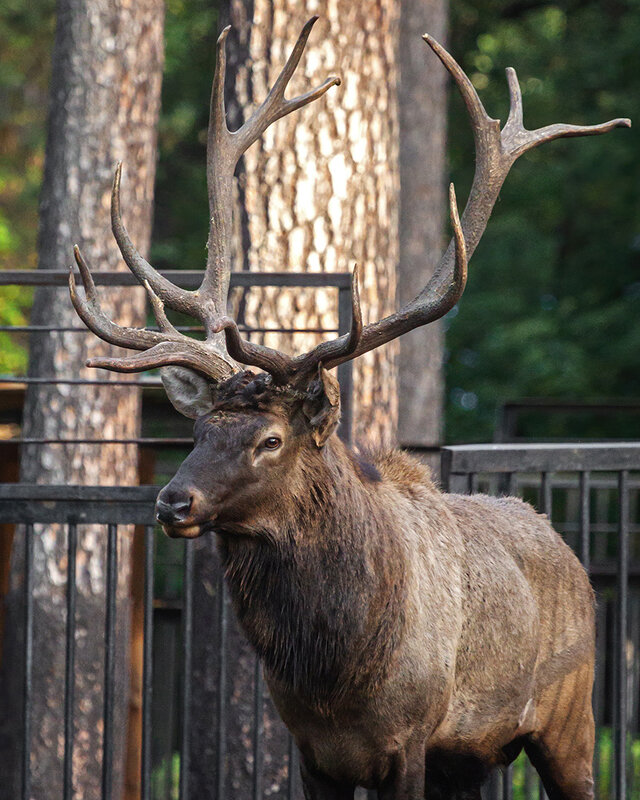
[{"left": 156, "top": 490, "right": 193, "bottom": 525}]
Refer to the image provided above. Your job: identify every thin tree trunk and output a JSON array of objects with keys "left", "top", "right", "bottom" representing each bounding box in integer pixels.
[
  {"left": 397, "top": 0, "right": 448, "bottom": 449},
  {"left": 0, "top": 1, "right": 164, "bottom": 798}
]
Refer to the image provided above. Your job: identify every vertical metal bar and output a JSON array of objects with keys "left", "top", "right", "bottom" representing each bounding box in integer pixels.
[
  {"left": 217, "top": 575, "right": 228, "bottom": 800},
  {"left": 579, "top": 471, "right": 590, "bottom": 572},
  {"left": 287, "top": 735, "right": 299, "bottom": 800},
  {"left": 466, "top": 472, "right": 478, "bottom": 495},
  {"left": 141, "top": 526, "right": 155, "bottom": 800},
  {"left": 524, "top": 758, "right": 535, "bottom": 800},
  {"left": 502, "top": 765, "right": 513, "bottom": 800},
  {"left": 252, "top": 657, "right": 264, "bottom": 800},
  {"left": 21, "top": 523, "right": 34, "bottom": 800},
  {"left": 102, "top": 524, "right": 118, "bottom": 800},
  {"left": 499, "top": 472, "right": 515, "bottom": 497},
  {"left": 615, "top": 470, "right": 629, "bottom": 800},
  {"left": 540, "top": 471, "right": 552, "bottom": 518},
  {"left": 440, "top": 449, "right": 452, "bottom": 493},
  {"left": 63, "top": 523, "right": 78, "bottom": 800},
  {"left": 337, "top": 284, "right": 354, "bottom": 445},
  {"left": 486, "top": 769, "right": 501, "bottom": 800},
  {"left": 180, "top": 539, "right": 194, "bottom": 800}
]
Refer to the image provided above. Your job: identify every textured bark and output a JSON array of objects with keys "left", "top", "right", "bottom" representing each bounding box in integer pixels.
[
  {"left": 226, "top": 0, "right": 400, "bottom": 446},
  {"left": 397, "top": 0, "right": 448, "bottom": 447},
  {"left": 0, "top": 1, "right": 164, "bottom": 798}
]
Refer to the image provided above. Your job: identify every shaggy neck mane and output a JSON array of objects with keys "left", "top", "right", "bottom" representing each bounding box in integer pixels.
[{"left": 216, "top": 436, "right": 407, "bottom": 711}]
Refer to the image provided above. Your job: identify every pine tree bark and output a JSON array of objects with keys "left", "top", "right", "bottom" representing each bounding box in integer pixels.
[
  {"left": 397, "top": 0, "right": 448, "bottom": 448},
  {"left": 226, "top": 0, "right": 400, "bottom": 445},
  {"left": 0, "top": 1, "right": 164, "bottom": 798}
]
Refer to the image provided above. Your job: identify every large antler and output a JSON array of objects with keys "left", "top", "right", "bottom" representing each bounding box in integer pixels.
[
  {"left": 71, "top": 23, "right": 629, "bottom": 388},
  {"left": 271, "top": 35, "right": 629, "bottom": 377},
  {"left": 69, "top": 16, "right": 339, "bottom": 379}
]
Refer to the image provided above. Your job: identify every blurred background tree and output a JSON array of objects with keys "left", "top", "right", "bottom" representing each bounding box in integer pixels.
[{"left": 1, "top": 0, "right": 639, "bottom": 445}]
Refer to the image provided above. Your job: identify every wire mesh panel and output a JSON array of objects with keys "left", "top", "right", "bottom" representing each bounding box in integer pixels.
[{"left": 442, "top": 444, "right": 640, "bottom": 800}]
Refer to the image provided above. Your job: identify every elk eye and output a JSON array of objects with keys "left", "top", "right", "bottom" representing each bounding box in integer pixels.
[{"left": 263, "top": 436, "right": 282, "bottom": 450}]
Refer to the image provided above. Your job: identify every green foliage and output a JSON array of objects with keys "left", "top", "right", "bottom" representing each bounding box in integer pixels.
[
  {"left": 0, "top": 0, "right": 54, "bottom": 373},
  {"left": 151, "top": 0, "right": 219, "bottom": 271},
  {"left": 445, "top": 1, "right": 640, "bottom": 442}
]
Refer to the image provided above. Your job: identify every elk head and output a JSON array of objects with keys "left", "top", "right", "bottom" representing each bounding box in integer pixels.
[
  {"left": 154, "top": 366, "right": 344, "bottom": 538},
  {"left": 69, "top": 17, "right": 629, "bottom": 537}
]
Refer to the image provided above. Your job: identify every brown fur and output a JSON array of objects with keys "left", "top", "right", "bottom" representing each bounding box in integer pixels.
[{"left": 156, "top": 372, "right": 595, "bottom": 800}]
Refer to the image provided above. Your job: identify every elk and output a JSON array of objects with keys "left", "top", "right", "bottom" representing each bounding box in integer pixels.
[{"left": 69, "top": 17, "right": 629, "bottom": 800}]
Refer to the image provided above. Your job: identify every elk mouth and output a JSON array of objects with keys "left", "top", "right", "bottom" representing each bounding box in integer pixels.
[
  {"left": 160, "top": 517, "right": 219, "bottom": 539},
  {"left": 161, "top": 522, "right": 205, "bottom": 539}
]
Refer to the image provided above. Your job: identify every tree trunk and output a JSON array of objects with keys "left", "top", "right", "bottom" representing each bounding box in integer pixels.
[
  {"left": 397, "top": 0, "right": 448, "bottom": 449},
  {"left": 226, "top": 0, "right": 401, "bottom": 445},
  {"left": 0, "top": 1, "right": 164, "bottom": 798}
]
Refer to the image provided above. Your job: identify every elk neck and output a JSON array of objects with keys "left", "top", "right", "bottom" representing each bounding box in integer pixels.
[{"left": 216, "top": 434, "right": 408, "bottom": 712}]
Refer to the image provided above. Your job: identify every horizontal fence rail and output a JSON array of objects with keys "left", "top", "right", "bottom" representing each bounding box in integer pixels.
[{"left": 442, "top": 443, "right": 640, "bottom": 800}]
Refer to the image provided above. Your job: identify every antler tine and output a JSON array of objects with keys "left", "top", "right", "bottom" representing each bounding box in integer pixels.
[
  {"left": 234, "top": 17, "right": 341, "bottom": 157},
  {"left": 111, "top": 164, "right": 203, "bottom": 318},
  {"left": 422, "top": 33, "right": 497, "bottom": 135},
  {"left": 70, "top": 246, "right": 162, "bottom": 350},
  {"left": 143, "top": 279, "right": 181, "bottom": 335},
  {"left": 70, "top": 245, "right": 237, "bottom": 381},
  {"left": 290, "top": 264, "right": 363, "bottom": 377},
  {"left": 88, "top": 340, "right": 237, "bottom": 381},
  {"left": 502, "top": 67, "right": 631, "bottom": 158}
]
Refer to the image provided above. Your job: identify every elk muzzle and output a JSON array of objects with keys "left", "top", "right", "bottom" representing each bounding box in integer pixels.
[{"left": 156, "top": 485, "right": 209, "bottom": 538}]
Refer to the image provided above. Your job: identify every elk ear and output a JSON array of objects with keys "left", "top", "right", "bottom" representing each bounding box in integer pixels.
[
  {"left": 302, "top": 365, "right": 341, "bottom": 447},
  {"left": 160, "top": 367, "right": 215, "bottom": 419}
]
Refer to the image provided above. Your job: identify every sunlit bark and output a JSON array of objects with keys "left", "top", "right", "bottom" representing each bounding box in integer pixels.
[{"left": 0, "top": 1, "right": 164, "bottom": 797}]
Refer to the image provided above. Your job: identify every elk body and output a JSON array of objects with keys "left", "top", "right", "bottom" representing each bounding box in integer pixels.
[{"left": 69, "top": 17, "right": 630, "bottom": 799}]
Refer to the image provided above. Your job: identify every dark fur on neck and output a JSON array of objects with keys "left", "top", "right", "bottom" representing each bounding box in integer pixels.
[{"left": 216, "top": 439, "right": 407, "bottom": 712}]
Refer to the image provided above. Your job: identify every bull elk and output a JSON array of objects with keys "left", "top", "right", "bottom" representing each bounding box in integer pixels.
[{"left": 69, "top": 17, "right": 629, "bottom": 800}]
